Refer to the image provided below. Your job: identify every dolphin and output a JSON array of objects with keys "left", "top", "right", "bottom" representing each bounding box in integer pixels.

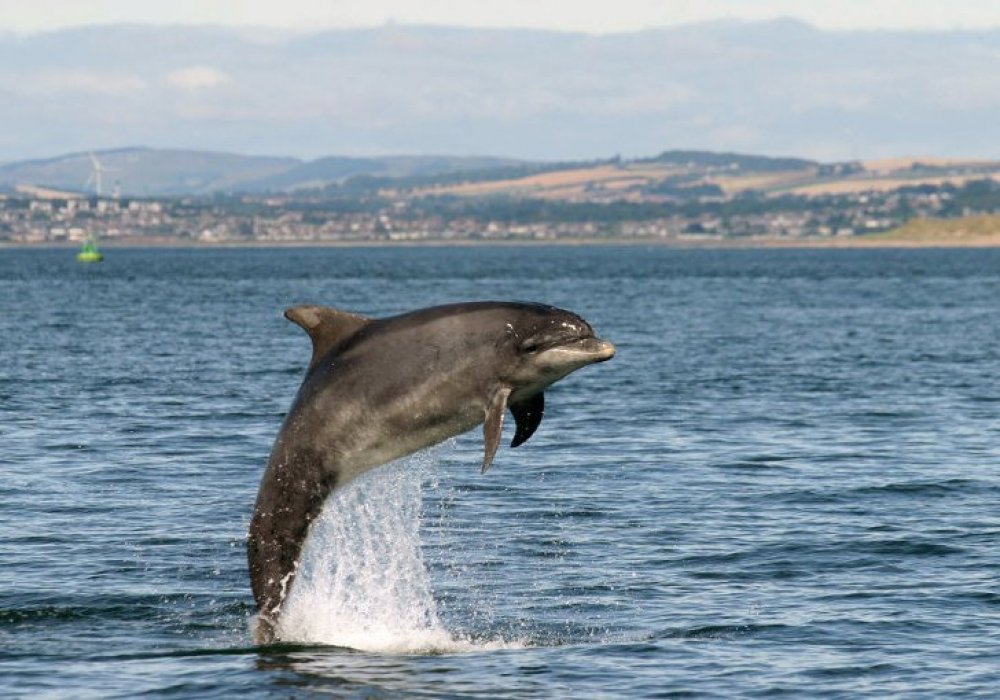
[{"left": 247, "top": 301, "right": 615, "bottom": 642}]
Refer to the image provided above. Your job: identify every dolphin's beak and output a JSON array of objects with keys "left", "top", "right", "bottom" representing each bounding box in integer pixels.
[
  {"left": 545, "top": 336, "right": 616, "bottom": 366},
  {"left": 582, "top": 337, "right": 616, "bottom": 363}
]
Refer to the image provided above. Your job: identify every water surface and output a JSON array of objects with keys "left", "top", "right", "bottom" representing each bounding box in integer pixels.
[{"left": 1, "top": 246, "right": 998, "bottom": 697}]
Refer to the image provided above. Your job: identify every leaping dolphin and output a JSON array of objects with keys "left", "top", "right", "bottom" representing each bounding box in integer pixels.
[{"left": 247, "top": 301, "right": 615, "bottom": 643}]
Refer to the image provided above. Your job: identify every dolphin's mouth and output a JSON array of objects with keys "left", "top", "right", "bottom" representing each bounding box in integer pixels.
[{"left": 546, "top": 336, "right": 616, "bottom": 364}]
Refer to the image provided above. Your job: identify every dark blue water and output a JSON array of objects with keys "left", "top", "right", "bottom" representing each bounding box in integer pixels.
[{"left": 1, "top": 246, "right": 998, "bottom": 698}]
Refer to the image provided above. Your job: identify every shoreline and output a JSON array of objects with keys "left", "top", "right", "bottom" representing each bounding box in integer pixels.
[{"left": 3, "top": 235, "right": 1000, "bottom": 250}]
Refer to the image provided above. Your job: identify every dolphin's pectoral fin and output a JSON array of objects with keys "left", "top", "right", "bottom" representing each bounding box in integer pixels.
[
  {"left": 510, "top": 391, "right": 544, "bottom": 448},
  {"left": 482, "top": 385, "right": 511, "bottom": 474},
  {"left": 285, "top": 305, "right": 373, "bottom": 370}
]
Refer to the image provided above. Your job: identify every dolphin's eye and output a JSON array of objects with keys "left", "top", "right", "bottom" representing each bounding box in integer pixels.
[{"left": 520, "top": 338, "right": 543, "bottom": 353}]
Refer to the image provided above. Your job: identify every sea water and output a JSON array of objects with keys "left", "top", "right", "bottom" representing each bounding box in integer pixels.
[{"left": 1, "top": 246, "right": 998, "bottom": 697}]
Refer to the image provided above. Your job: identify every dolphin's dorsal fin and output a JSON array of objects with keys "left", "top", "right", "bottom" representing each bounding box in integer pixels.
[{"left": 284, "top": 305, "right": 372, "bottom": 370}]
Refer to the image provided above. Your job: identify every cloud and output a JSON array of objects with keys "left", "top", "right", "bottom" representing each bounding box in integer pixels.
[
  {"left": 3, "top": 22, "right": 1000, "bottom": 162},
  {"left": 22, "top": 70, "right": 146, "bottom": 96},
  {"left": 166, "top": 66, "right": 230, "bottom": 90}
]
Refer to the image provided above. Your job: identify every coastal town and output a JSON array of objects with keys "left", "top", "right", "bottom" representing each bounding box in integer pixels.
[
  {"left": 1, "top": 176, "right": 995, "bottom": 245},
  {"left": 3, "top": 149, "right": 999, "bottom": 245}
]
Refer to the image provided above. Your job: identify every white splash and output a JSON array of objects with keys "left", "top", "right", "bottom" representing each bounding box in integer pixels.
[{"left": 274, "top": 445, "right": 522, "bottom": 653}]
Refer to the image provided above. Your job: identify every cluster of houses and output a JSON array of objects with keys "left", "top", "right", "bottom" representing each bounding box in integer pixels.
[{"left": 0, "top": 184, "right": 967, "bottom": 244}]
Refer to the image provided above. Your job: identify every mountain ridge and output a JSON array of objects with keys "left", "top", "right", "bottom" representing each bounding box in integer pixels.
[{"left": 0, "top": 146, "right": 827, "bottom": 196}]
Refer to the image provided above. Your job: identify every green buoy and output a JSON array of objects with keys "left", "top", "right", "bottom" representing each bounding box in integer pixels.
[{"left": 76, "top": 236, "right": 104, "bottom": 263}]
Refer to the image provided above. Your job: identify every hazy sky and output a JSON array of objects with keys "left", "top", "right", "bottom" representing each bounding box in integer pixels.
[
  {"left": 2, "top": 0, "right": 999, "bottom": 34},
  {"left": 3, "top": 3, "right": 999, "bottom": 163}
]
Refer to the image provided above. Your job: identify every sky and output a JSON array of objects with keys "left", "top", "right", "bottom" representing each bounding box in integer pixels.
[
  {"left": 2, "top": 2, "right": 999, "bottom": 163},
  {"left": 2, "top": 0, "right": 1000, "bottom": 34}
]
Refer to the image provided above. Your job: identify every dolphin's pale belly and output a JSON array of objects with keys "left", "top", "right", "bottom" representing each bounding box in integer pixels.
[{"left": 331, "top": 389, "right": 485, "bottom": 487}]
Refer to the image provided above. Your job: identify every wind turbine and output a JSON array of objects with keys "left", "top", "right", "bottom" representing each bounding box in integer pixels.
[
  {"left": 83, "top": 152, "right": 118, "bottom": 197},
  {"left": 83, "top": 152, "right": 104, "bottom": 196}
]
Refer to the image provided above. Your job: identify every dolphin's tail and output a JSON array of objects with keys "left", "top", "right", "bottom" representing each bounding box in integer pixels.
[
  {"left": 247, "top": 445, "right": 336, "bottom": 642},
  {"left": 252, "top": 612, "right": 278, "bottom": 645}
]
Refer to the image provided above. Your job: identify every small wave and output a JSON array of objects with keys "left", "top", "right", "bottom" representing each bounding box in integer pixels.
[
  {"left": 675, "top": 534, "right": 965, "bottom": 583},
  {"left": 0, "top": 605, "right": 96, "bottom": 625},
  {"left": 1, "top": 599, "right": 165, "bottom": 626},
  {"left": 776, "top": 477, "right": 987, "bottom": 504},
  {"left": 1, "top": 596, "right": 254, "bottom": 632},
  {"left": 805, "top": 662, "right": 901, "bottom": 679},
  {"left": 662, "top": 622, "right": 791, "bottom": 640},
  {"left": 956, "top": 591, "right": 1000, "bottom": 606},
  {"left": 716, "top": 459, "right": 793, "bottom": 471},
  {"left": 853, "top": 478, "right": 985, "bottom": 498},
  {"left": 855, "top": 539, "right": 965, "bottom": 557}
]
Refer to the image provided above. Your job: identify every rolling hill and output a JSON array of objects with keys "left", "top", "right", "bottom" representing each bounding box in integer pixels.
[
  {"left": 2, "top": 146, "right": 999, "bottom": 203},
  {"left": 0, "top": 147, "right": 525, "bottom": 196}
]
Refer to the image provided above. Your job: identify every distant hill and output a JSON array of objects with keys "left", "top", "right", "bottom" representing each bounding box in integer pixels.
[
  {"left": 0, "top": 148, "right": 298, "bottom": 196},
  {"left": 2, "top": 145, "right": 998, "bottom": 200},
  {"left": 645, "top": 150, "right": 817, "bottom": 172},
  {"left": 0, "top": 148, "right": 526, "bottom": 196},
  {"left": 0, "top": 146, "right": 821, "bottom": 197},
  {"left": 242, "top": 155, "right": 524, "bottom": 192}
]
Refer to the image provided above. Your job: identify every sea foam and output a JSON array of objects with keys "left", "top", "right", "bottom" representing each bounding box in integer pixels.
[{"left": 274, "top": 445, "right": 522, "bottom": 653}]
